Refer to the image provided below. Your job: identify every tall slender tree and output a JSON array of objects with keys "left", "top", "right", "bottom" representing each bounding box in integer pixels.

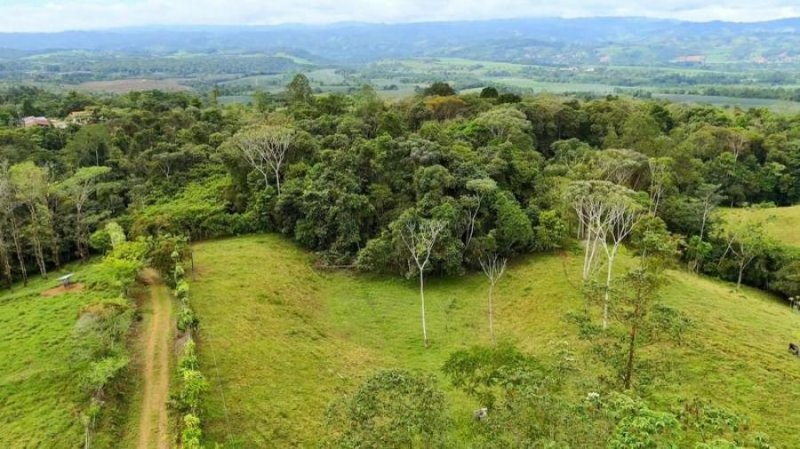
[
  {"left": 398, "top": 216, "right": 445, "bottom": 348},
  {"left": 59, "top": 166, "right": 111, "bottom": 261},
  {"left": 480, "top": 253, "right": 507, "bottom": 345}
]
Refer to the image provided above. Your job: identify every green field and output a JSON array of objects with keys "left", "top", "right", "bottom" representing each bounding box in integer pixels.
[
  {"left": 0, "top": 262, "right": 130, "bottom": 448},
  {"left": 719, "top": 205, "right": 800, "bottom": 249},
  {"left": 191, "top": 235, "right": 800, "bottom": 447},
  {"left": 655, "top": 94, "right": 800, "bottom": 113}
]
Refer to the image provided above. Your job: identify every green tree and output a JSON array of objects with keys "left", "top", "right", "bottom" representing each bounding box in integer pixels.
[
  {"left": 286, "top": 73, "right": 313, "bottom": 105},
  {"left": 423, "top": 82, "right": 456, "bottom": 97},
  {"left": 59, "top": 166, "right": 111, "bottom": 261}
]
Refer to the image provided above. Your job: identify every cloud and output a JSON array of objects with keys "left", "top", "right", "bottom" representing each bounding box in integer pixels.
[{"left": 1, "top": 0, "right": 799, "bottom": 32}]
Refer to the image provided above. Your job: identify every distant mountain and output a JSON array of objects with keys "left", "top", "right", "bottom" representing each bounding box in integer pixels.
[{"left": 1, "top": 17, "right": 800, "bottom": 65}]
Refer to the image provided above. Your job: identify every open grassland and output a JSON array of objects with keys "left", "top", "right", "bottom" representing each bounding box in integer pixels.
[
  {"left": 78, "top": 79, "right": 190, "bottom": 93},
  {"left": 191, "top": 235, "right": 800, "bottom": 448},
  {"left": 0, "top": 262, "right": 125, "bottom": 448},
  {"left": 655, "top": 94, "right": 800, "bottom": 113},
  {"left": 719, "top": 205, "right": 800, "bottom": 249}
]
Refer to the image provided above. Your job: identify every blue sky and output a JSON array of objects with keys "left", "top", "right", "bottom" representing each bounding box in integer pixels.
[{"left": 2, "top": 0, "right": 800, "bottom": 32}]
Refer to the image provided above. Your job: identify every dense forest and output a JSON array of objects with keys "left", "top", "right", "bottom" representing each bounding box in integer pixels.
[
  {"left": 2, "top": 79, "right": 799, "bottom": 292},
  {"left": 2, "top": 77, "right": 800, "bottom": 447}
]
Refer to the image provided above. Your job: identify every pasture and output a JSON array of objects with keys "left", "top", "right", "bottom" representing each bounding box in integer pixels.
[{"left": 190, "top": 235, "right": 800, "bottom": 447}]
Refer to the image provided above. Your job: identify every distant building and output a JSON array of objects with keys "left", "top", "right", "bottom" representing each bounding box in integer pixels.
[
  {"left": 67, "top": 110, "right": 94, "bottom": 126},
  {"left": 672, "top": 55, "right": 707, "bottom": 65},
  {"left": 21, "top": 116, "right": 51, "bottom": 128}
]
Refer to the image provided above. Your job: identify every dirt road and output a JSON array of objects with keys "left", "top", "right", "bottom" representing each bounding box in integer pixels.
[{"left": 136, "top": 269, "right": 173, "bottom": 449}]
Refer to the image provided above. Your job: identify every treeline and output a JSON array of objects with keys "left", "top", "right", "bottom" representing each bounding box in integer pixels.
[
  {"left": 0, "top": 80, "right": 799, "bottom": 299},
  {"left": 0, "top": 53, "right": 306, "bottom": 83},
  {"left": 663, "top": 85, "right": 800, "bottom": 102}
]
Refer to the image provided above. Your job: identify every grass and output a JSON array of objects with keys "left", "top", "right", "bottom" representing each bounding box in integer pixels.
[
  {"left": 654, "top": 94, "right": 800, "bottom": 113},
  {"left": 0, "top": 261, "right": 128, "bottom": 448},
  {"left": 718, "top": 205, "right": 800, "bottom": 249},
  {"left": 191, "top": 234, "right": 800, "bottom": 448}
]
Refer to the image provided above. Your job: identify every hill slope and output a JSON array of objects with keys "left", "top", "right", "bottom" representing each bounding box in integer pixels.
[
  {"left": 719, "top": 205, "right": 800, "bottom": 250},
  {"left": 190, "top": 235, "right": 800, "bottom": 447},
  {"left": 0, "top": 262, "right": 134, "bottom": 448}
]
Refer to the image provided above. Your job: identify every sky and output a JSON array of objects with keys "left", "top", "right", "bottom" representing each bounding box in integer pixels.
[{"left": 2, "top": 0, "right": 800, "bottom": 32}]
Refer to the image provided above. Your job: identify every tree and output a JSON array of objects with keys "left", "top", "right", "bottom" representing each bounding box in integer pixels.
[
  {"left": 567, "top": 180, "right": 643, "bottom": 328},
  {"left": 696, "top": 183, "right": 724, "bottom": 241},
  {"left": 463, "top": 178, "right": 497, "bottom": 252},
  {"left": 10, "top": 162, "right": 51, "bottom": 277},
  {"left": 717, "top": 221, "right": 774, "bottom": 291},
  {"left": 234, "top": 125, "right": 295, "bottom": 194},
  {"left": 423, "top": 81, "right": 456, "bottom": 97},
  {"left": 493, "top": 192, "right": 533, "bottom": 254},
  {"left": 473, "top": 106, "right": 532, "bottom": 142},
  {"left": 423, "top": 96, "right": 468, "bottom": 121},
  {"left": 480, "top": 253, "right": 507, "bottom": 345},
  {"left": 286, "top": 73, "right": 313, "bottom": 104},
  {"left": 567, "top": 181, "right": 620, "bottom": 282},
  {"left": 647, "top": 157, "right": 673, "bottom": 215},
  {"left": 480, "top": 86, "right": 499, "bottom": 98},
  {"left": 397, "top": 215, "right": 446, "bottom": 347},
  {"left": 597, "top": 192, "right": 643, "bottom": 329},
  {"left": 0, "top": 162, "right": 26, "bottom": 285},
  {"left": 59, "top": 166, "right": 111, "bottom": 261},
  {"left": 65, "top": 124, "right": 112, "bottom": 167}
]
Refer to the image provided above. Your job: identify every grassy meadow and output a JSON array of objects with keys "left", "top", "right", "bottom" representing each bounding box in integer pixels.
[
  {"left": 719, "top": 205, "right": 800, "bottom": 249},
  {"left": 0, "top": 261, "right": 133, "bottom": 448},
  {"left": 191, "top": 234, "right": 800, "bottom": 448}
]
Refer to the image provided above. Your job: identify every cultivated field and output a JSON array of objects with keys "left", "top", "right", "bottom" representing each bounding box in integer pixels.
[{"left": 191, "top": 234, "right": 800, "bottom": 447}]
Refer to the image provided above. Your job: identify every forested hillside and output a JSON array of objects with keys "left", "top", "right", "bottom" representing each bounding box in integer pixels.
[{"left": 2, "top": 77, "right": 800, "bottom": 447}]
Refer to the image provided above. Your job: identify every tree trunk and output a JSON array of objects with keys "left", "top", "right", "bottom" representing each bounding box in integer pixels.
[
  {"left": 31, "top": 233, "right": 47, "bottom": 277},
  {"left": 0, "top": 235, "right": 12, "bottom": 288},
  {"left": 274, "top": 168, "right": 281, "bottom": 195},
  {"left": 603, "top": 253, "right": 614, "bottom": 330},
  {"left": 488, "top": 283, "right": 495, "bottom": 345},
  {"left": 76, "top": 207, "right": 88, "bottom": 262},
  {"left": 420, "top": 271, "right": 428, "bottom": 348},
  {"left": 737, "top": 264, "right": 744, "bottom": 291},
  {"left": 10, "top": 217, "right": 27, "bottom": 286}
]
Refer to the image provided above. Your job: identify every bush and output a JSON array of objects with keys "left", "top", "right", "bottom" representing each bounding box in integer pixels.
[{"left": 177, "top": 307, "right": 198, "bottom": 331}]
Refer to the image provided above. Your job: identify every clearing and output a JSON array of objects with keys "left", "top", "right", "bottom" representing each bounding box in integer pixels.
[
  {"left": 0, "top": 263, "right": 123, "bottom": 448},
  {"left": 190, "top": 234, "right": 800, "bottom": 447},
  {"left": 719, "top": 205, "right": 800, "bottom": 249}
]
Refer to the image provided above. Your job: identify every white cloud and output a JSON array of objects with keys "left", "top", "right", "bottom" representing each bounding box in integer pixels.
[{"left": 1, "top": 0, "right": 799, "bottom": 32}]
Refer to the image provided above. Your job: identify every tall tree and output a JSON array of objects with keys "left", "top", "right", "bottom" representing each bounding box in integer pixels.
[
  {"left": 59, "top": 166, "right": 111, "bottom": 261},
  {"left": 286, "top": 73, "right": 313, "bottom": 105},
  {"left": 10, "top": 162, "right": 51, "bottom": 277},
  {"left": 234, "top": 125, "right": 295, "bottom": 194},
  {"left": 597, "top": 192, "right": 643, "bottom": 329},
  {"left": 717, "top": 220, "right": 774, "bottom": 291},
  {"left": 462, "top": 178, "right": 497, "bottom": 253},
  {"left": 0, "top": 162, "right": 26, "bottom": 285},
  {"left": 480, "top": 253, "right": 507, "bottom": 345},
  {"left": 397, "top": 215, "right": 445, "bottom": 347}
]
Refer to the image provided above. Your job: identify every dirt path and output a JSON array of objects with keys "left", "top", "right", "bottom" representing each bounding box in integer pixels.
[{"left": 136, "top": 268, "right": 173, "bottom": 449}]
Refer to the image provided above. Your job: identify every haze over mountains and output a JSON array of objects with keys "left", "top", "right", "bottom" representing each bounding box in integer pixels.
[{"left": 2, "top": 17, "right": 800, "bottom": 65}]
